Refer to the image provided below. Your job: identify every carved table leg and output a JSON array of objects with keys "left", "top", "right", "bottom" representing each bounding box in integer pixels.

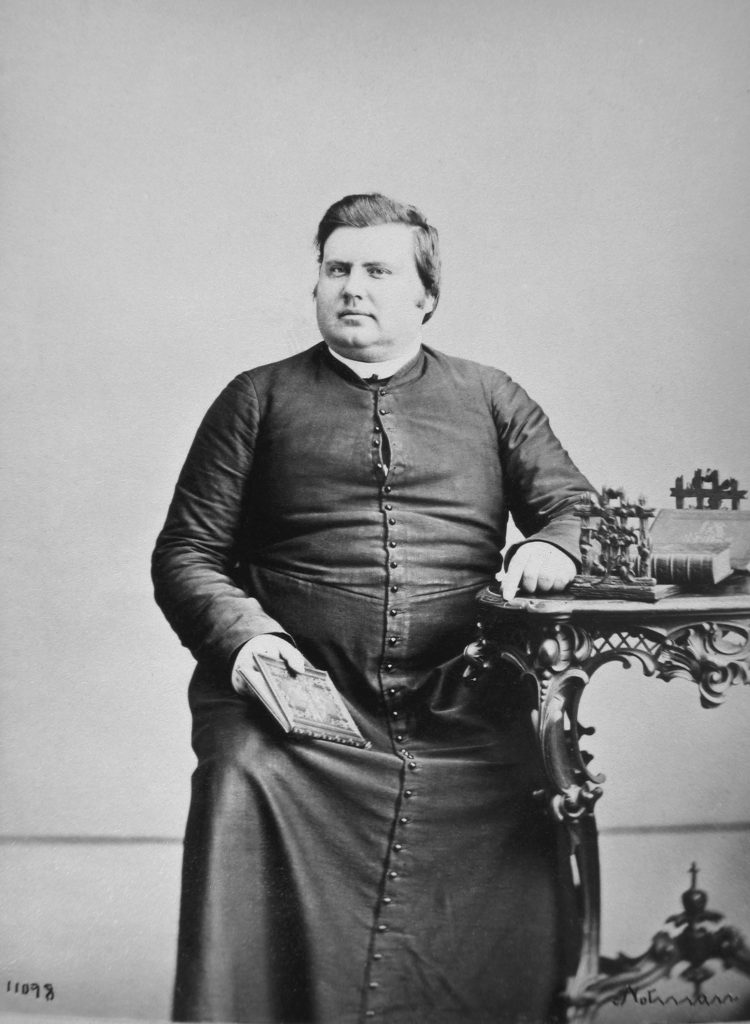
[
  {"left": 564, "top": 816, "right": 602, "bottom": 1023},
  {"left": 467, "top": 620, "right": 608, "bottom": 1022}
]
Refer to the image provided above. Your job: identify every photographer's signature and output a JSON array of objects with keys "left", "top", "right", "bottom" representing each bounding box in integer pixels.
[{"left": 610, "top": 984, "right": 739, "bottom": 1008}]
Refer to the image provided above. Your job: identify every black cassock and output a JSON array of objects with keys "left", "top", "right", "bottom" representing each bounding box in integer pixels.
[{"left": 152, "top": 343, "right": 591, "bottom": 1023}]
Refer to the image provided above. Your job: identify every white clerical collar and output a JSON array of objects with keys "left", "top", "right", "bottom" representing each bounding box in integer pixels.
[{"left": 326, "top": 343, "right": 421, "bottom": 380}]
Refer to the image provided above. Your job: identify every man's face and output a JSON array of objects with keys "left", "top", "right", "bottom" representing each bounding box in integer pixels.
[{"left": 315, "top": 223, "right": 435, "bottom": 362}]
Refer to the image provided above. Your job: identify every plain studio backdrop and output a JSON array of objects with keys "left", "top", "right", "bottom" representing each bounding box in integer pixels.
[{"left": 1, "top": 2, "right": 749, "bottom": 1022}]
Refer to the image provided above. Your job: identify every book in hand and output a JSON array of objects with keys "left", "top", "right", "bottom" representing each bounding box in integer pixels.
[
  {"left": 236, "top": 654, "right": 371, "bottom": 749},
  {"left": 650, "top": 509, "right": 750, "bottom": 573},
  {"left": 650, "top": 543, "right": 733, "bottom": 587}
]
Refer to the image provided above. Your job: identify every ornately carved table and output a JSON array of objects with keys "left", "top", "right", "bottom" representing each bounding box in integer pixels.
[{"left": 465, "top": 575, "right": 750, "bottom": 1022}]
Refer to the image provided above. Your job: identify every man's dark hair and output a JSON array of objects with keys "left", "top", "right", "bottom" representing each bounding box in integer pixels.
[{"left": 315, "top": 193, "right": 441, "bottom": 322}]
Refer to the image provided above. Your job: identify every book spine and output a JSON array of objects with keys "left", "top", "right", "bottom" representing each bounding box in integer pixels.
[
  {"left": 289, "top": 726, "right": 371, "bottom": 749},
  {"left": 651, "top": 552, "right": 718, "bottom": 585}
]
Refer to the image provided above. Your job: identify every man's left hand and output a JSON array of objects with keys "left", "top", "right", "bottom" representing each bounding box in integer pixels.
[{"left": 498, "top": 541, "right": 577, "bottom": 601}]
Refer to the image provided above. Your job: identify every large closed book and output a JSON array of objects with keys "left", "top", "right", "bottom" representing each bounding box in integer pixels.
[
  {"left": 650, "top": 543, "right": 733, "bottom": 586},
  {"left": 650, "top": 509, "right": 750, "bottom": 572},
  {"left": 235, "top": 654, "right": 370, "bottom": 748}
]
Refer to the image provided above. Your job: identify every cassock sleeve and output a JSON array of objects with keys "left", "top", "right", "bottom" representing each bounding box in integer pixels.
[
  {"left": 152, "top": 374, "right": 285, "bottom": 668},
  {"left": 491, "top": 374, "right": 593, "bottom": 568}
]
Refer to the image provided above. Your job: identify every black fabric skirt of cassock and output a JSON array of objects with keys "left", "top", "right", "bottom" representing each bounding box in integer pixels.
[{"left": 173, "top": 667, "right": 578, "bottom": 1024}]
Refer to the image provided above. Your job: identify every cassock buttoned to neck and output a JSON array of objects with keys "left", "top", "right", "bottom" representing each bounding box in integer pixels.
[
  {"left": 154, "top": 338, "right": 591, "bottom": 1024},
  {"left": 326, "top": 342, "right": 422, "bottom": 381}
]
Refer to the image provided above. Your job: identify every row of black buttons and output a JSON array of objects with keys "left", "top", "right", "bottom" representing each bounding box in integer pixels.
[
  {"left": 365, "top": 384, "right": 412, "bottom": 1018},
  {"left": 373, "top": 387, "right": 407, "bottom": 751},
  {"left": 373, "top": 387, "right": 388, "bottom": 472},
  {"left": 364, "top": 770, "right": 413, "bottom": 1016},
  {"left": 372, "top": 385, "right": 405, "bottom": 1021}
]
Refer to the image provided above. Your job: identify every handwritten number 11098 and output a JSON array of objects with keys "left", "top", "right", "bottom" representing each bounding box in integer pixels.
[{"left": 6, "top": 980, "right": 55, "bottom": 1000}]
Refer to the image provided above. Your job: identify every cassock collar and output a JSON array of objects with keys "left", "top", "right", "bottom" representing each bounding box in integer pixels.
[
  {"left": 326, "top": 343, "right": 421, "bottom": 380},
  {"left": 319, "top": 342, "right": 427, "bottom": 389}
]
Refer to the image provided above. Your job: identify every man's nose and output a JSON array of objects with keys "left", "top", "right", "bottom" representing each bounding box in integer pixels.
[{"left": 342, "top": 267, "right": 365, "bottom": 297}]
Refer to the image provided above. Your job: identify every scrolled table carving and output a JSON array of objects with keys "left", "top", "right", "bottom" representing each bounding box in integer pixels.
[
  {"left": 656, "top": 621, "right": 750, "bottom": 707},
  {"left": 468, "top": 577, "right": 750, "bottom": 1022}
]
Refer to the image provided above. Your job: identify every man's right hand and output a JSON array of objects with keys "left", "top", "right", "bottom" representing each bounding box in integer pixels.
[
  {"left": 499, "top": 541, "right": 577, "bottom": 601},
  {"left": 231, "top": 634, "right": 306, "bottom": 697}
]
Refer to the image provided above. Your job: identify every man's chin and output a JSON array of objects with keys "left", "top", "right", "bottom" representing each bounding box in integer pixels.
[{"left": 325, "top": 331, "right": 379, "bottom": 355}]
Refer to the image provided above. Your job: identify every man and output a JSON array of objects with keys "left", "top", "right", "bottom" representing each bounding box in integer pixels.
[{"left": 153, "top": 193, "right": 590, "bottom": 1024}]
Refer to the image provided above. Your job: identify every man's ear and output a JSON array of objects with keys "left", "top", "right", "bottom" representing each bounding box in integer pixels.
[{"left": 419, "top": 292, "right": 436, "bottom": 315}]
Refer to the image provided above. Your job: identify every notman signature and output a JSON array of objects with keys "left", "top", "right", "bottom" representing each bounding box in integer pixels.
[{"left": 610, "top": 984, "right": 739, "bottom": 1008}]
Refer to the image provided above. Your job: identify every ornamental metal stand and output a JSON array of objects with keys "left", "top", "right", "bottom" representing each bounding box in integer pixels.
[{"left": 671, "top": 469, "right": 747, "bottom": 511}]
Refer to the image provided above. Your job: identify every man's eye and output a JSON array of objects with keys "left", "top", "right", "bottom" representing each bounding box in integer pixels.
[
  {"left": 328, "top": 266, "right": 346, "bottom": 277},
  {"left": 368, "top": 267, "right": 389, "bottom": 277}
]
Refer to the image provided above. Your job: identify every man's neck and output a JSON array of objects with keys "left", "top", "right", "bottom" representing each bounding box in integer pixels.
[{"left": 326, "top": 341, "right": 421, "bottom": 380}]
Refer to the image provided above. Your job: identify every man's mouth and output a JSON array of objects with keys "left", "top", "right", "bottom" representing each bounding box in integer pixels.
[{"left": 338, "top": 310, "right": 373, "bottom": 319}]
